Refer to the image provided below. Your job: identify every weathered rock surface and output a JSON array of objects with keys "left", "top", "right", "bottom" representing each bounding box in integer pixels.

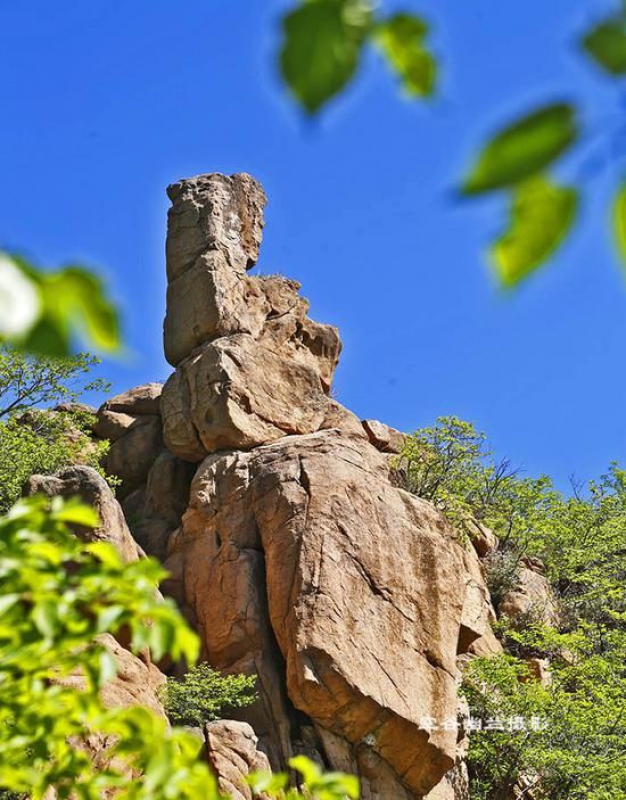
[
  {"left": 465, "top": 520, "right": 498, "bottom": 559},
  {"left": 161, "top": 173, "right": 341, "bottom": 462},
  {"left": 204, "top": 720, "right": 271, "bottom": 800},
  {"left": 102, "top": 383, "right": 163, "bottom": 417},
  {"left": 66, "top": 172, "right": 506, "bottom": 799},
  {"left": 106, "top": 415, "right": 163, "bottom": 494},
  {"left": 60, "top": 633, "right": 167, "bottom": 718},
  {"left": 498, "top": 560, "right": 560, "bottom": 628},
  {"left": 362, "top": 419, "right": 406, "bottom": 454},
  {"left": 163, "top": 173, "right": 267, "bottom": 366},
  {"left": 24, "top": 465, "right": 142, "bottom": 563},
  {"left": 165, "top": 429, "right": 499, "bottom": 797},
  {"left": 95, "top": 384, "right": 165, "bottom": 496}
]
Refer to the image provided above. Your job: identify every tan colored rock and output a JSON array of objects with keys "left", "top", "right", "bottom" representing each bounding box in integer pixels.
[
  {"left": 204, "top": 720, "right": 271, "bottom": 800},
  {"left": 166, "top": 173, "right": 266, "bottom": 282},
  {"left": 162, "top": 328, "right": 339, "bottom": 461},
  {"left": 464, "top": 519, "right": 498, "bottom": 559},
  {"left": 423, "top": 762, "right": 470, "bottom": 800},
  {"left": 94, "top": 409, "right": 137, "bottom": 441},
  {"left": 362, "top": 419, "right": 406, "bottom": 454},
  {"left": 166, "top": 429, "right": 499, "bottom": 796},
  {"left": 498, "top": 562, "right": 560, "bottom": 628},
  {"left": 24, "top": 465, "right": 142, "bottom": 563},
  {"left": 164, "top": 173, "right": 268, "bottom": 365},
  {"left": 523, "top": 657, "right": 552, "bottom": 687},
  {"left": 144, "top": 449, "right": 195, "bottom": 528},
  {"left": 161, "top": 174, "right": 341, "bottom": 461},
  {"left": 459, "top": 549, "right": 502, "bottom": 657},
  {"left": 106, "top": 415, "right": 163, "bottom": 494},
  {"left": 102, "top": 383, "right": 163, "bottom": 416},
  {"left": 320, "top": 400, "right": 369, "bottom": 440},
  {"left": 98, "top": 634, "right": 167, "bottom": 716},
  {"left": 54, "top": 402, "right": 97, "bottom": 416}
]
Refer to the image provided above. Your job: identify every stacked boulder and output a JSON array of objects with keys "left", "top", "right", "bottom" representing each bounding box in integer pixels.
[
  {"left": 160, "top": 173, "right": 342, "bottom": 460},
  {"left": 154, "top": 173, "right": 500, "bottom": 799}
]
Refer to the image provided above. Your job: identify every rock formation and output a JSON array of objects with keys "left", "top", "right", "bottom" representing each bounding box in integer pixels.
[
  {"left": 37, "top": 172, "right": 501, "bottom": 799},
  {"left": 155, "top": 173, "right": 499, "bottom": 798},
  {"left": 160, "top": 173, "right": 341, "bottom": 461}
]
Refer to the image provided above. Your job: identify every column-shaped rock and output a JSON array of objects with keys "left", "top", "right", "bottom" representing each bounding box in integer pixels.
[{"left": 161, "top": 173, "right": 341, "bottom": 462}]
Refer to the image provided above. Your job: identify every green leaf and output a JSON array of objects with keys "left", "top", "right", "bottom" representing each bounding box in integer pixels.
[
  {"left": 98, "top": 648, "right": 119, "bottom": 685},
  {"left": 375, "top": 13, "right": 436, "bottom": 97},
  {"left": 0, "top": 593, "right": 20, "bottom": 616},
  {"left": 52, "top": 500, "right": 100, "bottom": 529},
  {"left": 491, "top": 176, "right": 578, "bottom": 287},
  {"left": 582, "top": 19, "right": 626, "bottom": 75},
  {"left": 5, "top": 254, "right": 121, "bottom": 357},
  {"left": 612, "top": 183, "right": 626, "bottom": 266},
  {"left": 246, "top": 772, "right": 289, "bottom": 793},
  {"left": 42, "top": 266, "right": 121, "bottom": 353},
  {"left": 280, "top": 0, "right": 371, "bottom": 114},
  {"left": 289, "top": 754, "right": 322, "bottom": 785},
  {"left": 0, "top": 253, "right": 42, "bottom": 341},
  {"left": 461, "top": 103, "right": 578, "bottom": 195},
  {"left": 33, "top": 600, "right": 59, "bottom": 640}
]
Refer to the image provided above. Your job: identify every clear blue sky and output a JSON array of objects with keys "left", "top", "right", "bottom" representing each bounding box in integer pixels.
[{"left": 1, "top": 0, "right": 625, "bottom": 488}]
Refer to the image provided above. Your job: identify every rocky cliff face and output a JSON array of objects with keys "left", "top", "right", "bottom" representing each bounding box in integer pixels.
[{"left": 40, "top": 173, "right": 501, "bottom": 799}]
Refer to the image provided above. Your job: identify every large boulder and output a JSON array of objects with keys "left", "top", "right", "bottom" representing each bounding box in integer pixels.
[
  {"left": 24, "top": 465, "right": 142, "bottom": 563},
  {"left": 204, "top": 720, "right": 271, "bottom": 800},
  {"left": 163, "top": 173, "right": 267, "bottom": 366},
  {"left": 101, "top": 383, "right": 163, "bottom": 417},
  {"left": 164, "top": 429, "right": 499, "bottom": 797}
]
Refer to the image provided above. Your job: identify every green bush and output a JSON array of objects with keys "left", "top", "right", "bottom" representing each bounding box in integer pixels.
[
  {"left": 162, "top": 663, "right": 257, "bottom": 727},
  {"left": 0, "top": 348, "right": 114, "bottom": 512},
  {"left": 0, "top": 409, "right": 111, "bottom": 512},
  {"left": 462, "top": 630, "right": 626, "bottom": 800}
]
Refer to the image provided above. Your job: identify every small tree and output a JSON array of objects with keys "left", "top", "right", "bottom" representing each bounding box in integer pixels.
[{"left": 162, "top": 664, "right": 257, "bottom": 728}]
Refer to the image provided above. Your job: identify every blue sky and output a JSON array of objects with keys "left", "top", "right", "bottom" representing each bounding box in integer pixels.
[{"left": 1, "top": 0, "right": 625, "bottom": 488}]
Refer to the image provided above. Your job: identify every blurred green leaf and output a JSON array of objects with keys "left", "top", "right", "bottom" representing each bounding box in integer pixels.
[
  {"left": 51, "top": 498, "right": 100, "bottom": 528},
  {"left": 491, "top": 176, "right": 578, "bottom": 287},
  {"left": 0, "top": 254, "right": 42, "bottom": 341},
  {"left": 280, "top": 0, "right": 371, "bottom": 114},
  {"left": 42, "top": 266, "right": 120, "bottom": 353},
  {"left": 1, "top": 253, "right": 121, "bottom": 357},
  {"left": 289, "top": 754, "right": 323, "bottom": 785},
  {"left": 582, "top": 18, "right": 626, "bottom": 75},
  {"left": 375, "top": 13, "right": 436, "bottom": 97},
  {"left": 461, "top": 103, "right": 578, "bottom": 195},
  {"left": 612, "top": 182, "right": 626, "bottom": 266}
]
